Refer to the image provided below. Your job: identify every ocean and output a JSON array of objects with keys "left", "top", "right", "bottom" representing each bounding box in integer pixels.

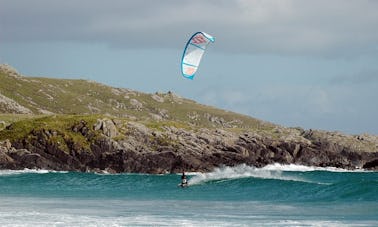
[{"left": 0, "top": 164, "right": 377, "bottom": 226}]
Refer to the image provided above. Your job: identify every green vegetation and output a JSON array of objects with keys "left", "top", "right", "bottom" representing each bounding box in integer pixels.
[
  {"left": 0, "top": 65, "right": 275, "bottom": 132},
  {"left": 0, "top": 114, "right": 103, "bottom": 152},
  {"left": 2, "top": 64, "right": 377, "bottom": 154},
  {"left": 144, "top": 120, "right": 193, "bottom": 131},
  {"left": 0, "top": 114, "right": 42, "bottom": 130}
]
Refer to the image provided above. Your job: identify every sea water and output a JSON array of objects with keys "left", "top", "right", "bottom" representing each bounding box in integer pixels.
[{"left": 0, "top": 164, "right": 377, "bottom": 226}]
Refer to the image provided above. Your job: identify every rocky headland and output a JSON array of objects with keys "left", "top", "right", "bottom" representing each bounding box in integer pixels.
[
  {"left": 0, "top": 116, "right": 377, "bottom": 173},
  {"left": 0, "top": 64, "right": 377, "bottom": 173}
]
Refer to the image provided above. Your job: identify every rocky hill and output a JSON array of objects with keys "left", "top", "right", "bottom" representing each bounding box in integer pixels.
[
  {"left": 0, "top": 64, "right": 377, "bottom": 173},
  {"left": 0, "top": 64, "right": 267, "bottom": 129}
]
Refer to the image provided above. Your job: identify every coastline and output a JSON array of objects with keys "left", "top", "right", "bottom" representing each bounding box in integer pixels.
[{"left": 1, "top": 116, "right": 377, "bottom": 173}]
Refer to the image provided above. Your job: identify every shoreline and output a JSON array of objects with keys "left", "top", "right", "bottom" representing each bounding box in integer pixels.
[
  {"left": 1, "top": 116, "right": 377, "bottom": 173},
  {"left": 0, "top": 163, "right": 376, "bottom": 176}
]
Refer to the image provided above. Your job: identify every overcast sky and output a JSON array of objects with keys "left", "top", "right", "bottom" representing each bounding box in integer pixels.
[{"left": 1, "top": 0, "right": 378, "bottom": 135}]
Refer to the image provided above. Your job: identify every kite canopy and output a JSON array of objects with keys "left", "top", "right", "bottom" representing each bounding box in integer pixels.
[{"left": 181, "top": 32, "right": 215, "bottom": 80}]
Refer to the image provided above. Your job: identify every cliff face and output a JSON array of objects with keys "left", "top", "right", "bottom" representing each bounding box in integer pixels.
[{"left": 0, "top": 116, "right": 377, "bottom": 173}]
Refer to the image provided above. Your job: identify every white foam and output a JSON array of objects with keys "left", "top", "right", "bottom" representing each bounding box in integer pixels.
[
  {"left": 176, "top": 171, "right": 202, "bottom": 176},
  {"left": 188, "top": 164, "right": 313, "bottom": 185},
  {"left": 261, "top": 163, "right": 367, "bottom": 172},
  {"left": 0, "top": 212, "right": 366, "bottom": 227},
  {"left": 187, "top": 163, "right": 370, "bottom": 186},
  {"left": 0, "top": 169, "right": 68, "bottom": 176},
  {"left": 0, "top": 197, "right": 372, "bottom": 227}
]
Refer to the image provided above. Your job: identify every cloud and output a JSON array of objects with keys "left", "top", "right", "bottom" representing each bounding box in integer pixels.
[
  {"left": 197, "top": 83, "right": 378, "bottom": 134},
  {"left": 330, "top": 70, "right": 378, "bottom": 85},
  {"left": 1, "top": 0, "right": 378, "bottom": 57}
]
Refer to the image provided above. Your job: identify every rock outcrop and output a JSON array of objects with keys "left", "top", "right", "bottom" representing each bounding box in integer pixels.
[
  {"left": 1, "top": 65, "right": 376, "bottom": 173},
  {"left": 0, "top": 118, "right": 377, "bottom": 173}
]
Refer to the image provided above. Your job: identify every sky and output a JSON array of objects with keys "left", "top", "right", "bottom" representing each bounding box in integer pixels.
[{"left": 1, "top": 0, "right": 378, "bottom": 135}]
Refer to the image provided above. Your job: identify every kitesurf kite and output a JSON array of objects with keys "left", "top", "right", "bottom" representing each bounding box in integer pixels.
[{"left": 181, "top": 32, "right": 215, "bottom": 80}]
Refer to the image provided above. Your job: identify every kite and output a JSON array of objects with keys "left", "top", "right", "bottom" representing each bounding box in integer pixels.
[{"left": 181, "top": 32, "right": 215, "bottom": 80}]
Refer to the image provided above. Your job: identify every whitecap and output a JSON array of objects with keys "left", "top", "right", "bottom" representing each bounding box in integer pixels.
[
  {"left": 187, "top": 164, "right": 317, "bottom": 185},
  {"left": 0, "top": 169, "right": 68, "bottom": 176},
  {"left": 261, "top": 163, "right": 369, "bottom": 172}
]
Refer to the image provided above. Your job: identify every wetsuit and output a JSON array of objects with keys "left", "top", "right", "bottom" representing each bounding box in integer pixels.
[{"left": 181, "top": 174, "right": 187, "bottom": 185}]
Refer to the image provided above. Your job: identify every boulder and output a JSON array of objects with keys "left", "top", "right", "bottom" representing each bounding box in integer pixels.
[
  {"left": 102, "top": 119, "right": 118, "bottom": 138},
  {"left": 0, "top": 150, "right": 14, "bottom": 168},
  {"left": 93, "top": 119, "right": 118, "bottom": 138}
]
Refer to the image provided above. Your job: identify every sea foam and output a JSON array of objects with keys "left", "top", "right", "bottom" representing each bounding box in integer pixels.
[
  {"left": 186, "top": 163, "right": 361, "bottom": 186},
  {"left": 0, "top": 169, "right": 68, "bottom": 176},
  {"left": 188, "top": 164, "right": 310, "bottom": 185},
  {"left": 261, "top": 163, "right": 366, "bottom": 172}
]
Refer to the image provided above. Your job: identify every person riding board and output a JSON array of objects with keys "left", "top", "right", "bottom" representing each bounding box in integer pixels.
[{"left": 181, "top": 171, "right": 188, "bottom": 187}]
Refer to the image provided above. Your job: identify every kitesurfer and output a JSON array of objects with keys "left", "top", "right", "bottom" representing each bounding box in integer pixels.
[{"left": 181, "top": 171, "right": 188, "bottom": 187}]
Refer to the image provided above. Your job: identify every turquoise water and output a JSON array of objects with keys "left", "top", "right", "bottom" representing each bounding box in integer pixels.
[{"left": 0, "top": 164, "right": 377, "bottom": 226}]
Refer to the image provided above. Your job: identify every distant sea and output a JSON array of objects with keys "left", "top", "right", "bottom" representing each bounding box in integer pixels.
[{"left": 0, "top": 164, "right": 377, "bottom": 226}]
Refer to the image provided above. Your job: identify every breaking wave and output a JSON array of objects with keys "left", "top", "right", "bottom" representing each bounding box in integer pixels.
[
  {"left": 187, "top": 163, "right": 364, "bottom": 186},
  {"left": 0, "top": 169, "right": 68, "bottom": 176},
  {"left": 260, "top": 163, "right": 367, "bottom": 172}
]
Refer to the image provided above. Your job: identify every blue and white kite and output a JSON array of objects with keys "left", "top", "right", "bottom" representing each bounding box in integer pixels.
[{"left": 181, "top": 32, "right": 215, "bottom": 80}]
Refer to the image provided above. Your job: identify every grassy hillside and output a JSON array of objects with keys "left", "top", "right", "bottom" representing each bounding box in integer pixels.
[
  {"left": 0, "top": 64, "right": 274, "bottom": 131},
  {"left": 1, "top": 64, "right": 377, "bottom": 155}
]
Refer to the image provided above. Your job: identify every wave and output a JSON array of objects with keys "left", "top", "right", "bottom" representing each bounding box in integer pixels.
[
  {"left": 0, "top": 169, "right": 68, "bottom": 176},
  {"left": 260, "top": 163, "right": 367, "bottom": 172},
  {"left": 187, "top": 163, "right": 373, "bottom": 186},
  {"left": 0, "top": 163, "right": 368, "bottom": 177},
  {"left": 188, "top": 164, "right": 321, "bottom": 186}
]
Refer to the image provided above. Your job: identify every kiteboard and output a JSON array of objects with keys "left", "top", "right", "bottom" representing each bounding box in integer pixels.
[{"left": 178, "top": 182, "right": 189, "bottom": 188}]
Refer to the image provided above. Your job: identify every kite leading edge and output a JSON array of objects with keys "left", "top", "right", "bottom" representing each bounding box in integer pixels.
[{"left": 181, "top": 32, "right": 215, "bottom": 80}]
